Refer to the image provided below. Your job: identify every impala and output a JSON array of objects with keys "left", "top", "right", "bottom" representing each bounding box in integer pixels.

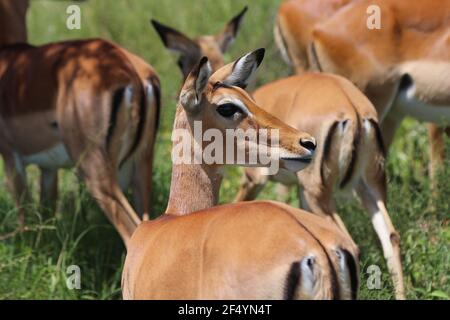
[
  {"left": 122, "top": 50, "right": 359, "bottom": 300},
  {"left": 235, "top": 73, "right": 404, "bottom": 299},
  {"left": 0, "top": 37, "right": 162, "bottom": 244},
  {"left": 151, "top": 6, "right": 247, "bottom": 79},
  {"left": 0, "top": 0, "right": 160, "bottom": 241},
  {"left": 276, "top": 0, "right": 450, "bottom": 188}
]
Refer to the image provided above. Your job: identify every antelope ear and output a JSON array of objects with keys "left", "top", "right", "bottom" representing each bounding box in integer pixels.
[
  {"left": 215, "top": 6, "right": 248, "bottom": 53},
  {"left": 151, "top": 19, "right": 200, "bottom": 55},
  {"left": 210, "top": 48, "right": 265, "bottom": 89},
  {"left": 179, "top": 57, "right": 212, "bottom": 113}
]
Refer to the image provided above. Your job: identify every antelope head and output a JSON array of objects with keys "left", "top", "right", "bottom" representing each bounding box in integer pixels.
[
  {"left": 151, "top": 7, "right": 247, "bottom": 78},
  {"left": 177, "top": 48, "right": 317, "bottom": 173}
]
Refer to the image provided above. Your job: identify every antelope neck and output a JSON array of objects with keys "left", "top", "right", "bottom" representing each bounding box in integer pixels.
[{"left": 165, "top": 106, "right": 224, "bottom": 216}]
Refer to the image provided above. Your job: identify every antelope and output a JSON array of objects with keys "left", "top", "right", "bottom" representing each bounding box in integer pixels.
[
  {"left": 151, "top": 6, "right": 247, "bottom": 79},
  {"left": 235, "top": 73, "right": 404, "bottom": 299},
  {"left": 0, "top": 37, "right": 162, "bottom": 245},
  {"left": 0, "top": 0, "right": 160, "bottom": 241},
  {"left": 122, "top": 50, "right": 360, "bottom": 300},
  {"left": 276, "top": 0, "right": 450, "bottom": 189}
]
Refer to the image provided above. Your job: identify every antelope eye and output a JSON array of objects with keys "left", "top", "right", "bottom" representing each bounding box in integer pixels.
[{"left": 216, "top": 103, "right": 242, "bottom": 118}]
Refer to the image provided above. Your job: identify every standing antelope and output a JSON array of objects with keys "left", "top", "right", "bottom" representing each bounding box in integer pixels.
[
  {"left": 276, "top": 0, "right": 450, "bottom": 188},
  {"left": 123, "top": 50, "right": 360, "bottom": 300},
  {"left": 235, "top": 73, "right": 404, "bottom": 299},
  {"left": 0, "top": 38, "right": 161, "bottom": 245},
  {"left": 0, "top": 0, "right": 160, "bottom": 239},
  {"left": 151, "top": 6, "right": 247, "bottom": 79}
]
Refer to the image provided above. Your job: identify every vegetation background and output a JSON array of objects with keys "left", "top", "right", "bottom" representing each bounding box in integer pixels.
[{"left": 0, "top": 0, "right": 448, "bottom": 299}]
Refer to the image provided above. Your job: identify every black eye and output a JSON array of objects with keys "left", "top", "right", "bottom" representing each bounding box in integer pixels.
[{"left": 216, "top": 103, "right": 242, "bottom": 118}]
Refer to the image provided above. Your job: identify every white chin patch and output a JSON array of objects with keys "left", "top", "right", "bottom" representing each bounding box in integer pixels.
[
  {"left": 281, "top": 158, "right": 310, "bottom": 172},
  {"left": 279, "top": 148, "right": 313, "bottom": 172}
]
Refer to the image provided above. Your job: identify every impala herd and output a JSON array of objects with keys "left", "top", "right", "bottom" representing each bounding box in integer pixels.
[{"left": 0, "top": 0, "right": 449, "bottom": 300}]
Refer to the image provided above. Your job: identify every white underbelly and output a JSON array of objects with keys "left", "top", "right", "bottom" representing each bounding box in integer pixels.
[
  {"left": 21, "top": 143, "right": 72, "bottom": 169},
  {"left": 397, "top": 89, "right": 450, "bottom": 124}
]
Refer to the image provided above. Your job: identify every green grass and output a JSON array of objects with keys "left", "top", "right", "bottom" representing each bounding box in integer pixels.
[{"left": 0, "top": 0, "right": 449, "bottom": 300}]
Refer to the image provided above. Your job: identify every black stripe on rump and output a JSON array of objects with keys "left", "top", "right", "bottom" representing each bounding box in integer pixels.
[
  {"left": 342, "top": 249, "right": 359, "bottom": 300},
  {"left": 310, "top": 42, "right": 323, "bottom": 72},
  {"left": 150, "top": 75, "right": 162, "bottom": 133},
  {"left": 280, "top": 208, "right": 341, "bottom": 300},
  {"left": 320, "top": 121, "right": 339, "bottom": 184},
  {"left": 106, "top": 87, "right": 125, "bottom": 149},
  {"left": 368, "top": 118, "right": 386, "bottom": 156},
  {"left": 340, "top": 113, "right": 361, "bottom": 188},
  {"left": 284, "top": 262, "right": 301, "bottom": 300},
  {"left": 119, "top": 85, "right": 147, "bottom": 168}
]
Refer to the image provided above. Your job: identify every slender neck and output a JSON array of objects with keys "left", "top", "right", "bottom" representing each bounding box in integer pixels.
[{"left": 165, "top": 106, "right": 224, "bottom": 216}]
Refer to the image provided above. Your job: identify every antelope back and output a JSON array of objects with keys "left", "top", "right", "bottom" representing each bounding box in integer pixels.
[
  {"left": 310, "top": 0, "right": 450, "bottom": 89},
  {"left": 0, "top": 39, "right": 144, "bottom": 157},
  {"left": 123, "top": 201, "right": 359, "bottom": 299}
]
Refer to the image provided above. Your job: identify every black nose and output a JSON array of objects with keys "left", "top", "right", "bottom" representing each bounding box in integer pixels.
[{"left": 300, "top": 138, "right": 316, "bottom": 151}]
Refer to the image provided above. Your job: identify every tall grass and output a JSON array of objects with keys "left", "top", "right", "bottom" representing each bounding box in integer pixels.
[{"left": 0, "top": 0, "right": 448, "bottom": 299}]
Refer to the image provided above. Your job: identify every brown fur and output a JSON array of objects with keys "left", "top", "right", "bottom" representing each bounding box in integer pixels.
[
  {"left": 234, "top": 73, "right": 404, "bottom": 299},
  {"left": 275, "top": 0, "right": 351, "bottom": 72},
  {"left": 0, "top": 0, "right": 161, "bottom": 229},
  {"left": 124, "top": 201, "right": 357, "bottom": 299},
  {"left": 123, "top": 53, "right": 359, "bottom": 300},
  {"left": 0, "top": 39, "right": 159, "bottom": 244},
  {"left": 277, "top": 0, "right": 450, "bottom": 195}
]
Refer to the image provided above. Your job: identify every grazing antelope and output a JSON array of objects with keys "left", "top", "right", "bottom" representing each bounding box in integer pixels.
[
  {"left": 235, "top": 73, "right": 404, "bottom": 299},
  {"left": 0, "top": 38, "right": 162, "bottom": 244},
  {"left": 122, "top": 50, "right": 359, "bottom": 300},
  {"left": 276, "top": 0, "right": 450, "bottom": 187},
  {"left": 0, "top": 0, "right": 160, "bottom": 232},
  {"left": 151, "top": 6, "right": 247, "bottom": 79}
]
